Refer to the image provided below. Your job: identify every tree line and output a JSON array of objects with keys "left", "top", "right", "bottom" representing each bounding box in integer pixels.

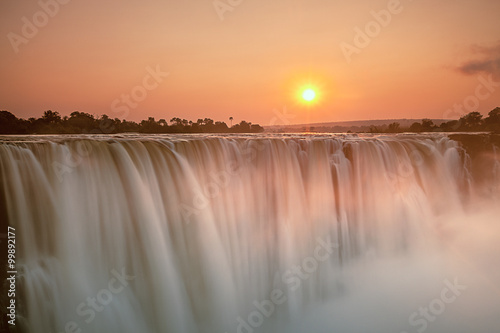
[
  {"left": 368, "top": 108, "right": 500, "bottom": 134},
  {"left": 0, "top": 110, "right": 264, "bottom": 134},
  {"left": 2, "top": 108, "right": 499, "bottom": 135}
]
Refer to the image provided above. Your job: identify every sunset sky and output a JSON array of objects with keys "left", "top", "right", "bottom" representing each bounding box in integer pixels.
[{"left": 1, "top": 0, "right": 499, "bottom": 125}]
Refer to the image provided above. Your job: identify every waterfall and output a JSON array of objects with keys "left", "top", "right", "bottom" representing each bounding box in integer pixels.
[{"left": 1, "top": 134, "right": 498, "bottom": 333}]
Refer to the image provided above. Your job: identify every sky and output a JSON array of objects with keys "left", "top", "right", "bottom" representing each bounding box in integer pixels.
[{"left": 0, "top": 0, "right": 499, "bottom": 126}]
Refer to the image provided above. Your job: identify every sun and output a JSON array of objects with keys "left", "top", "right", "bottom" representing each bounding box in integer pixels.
[{"left": 302, "top": 89, "right": 316, "bottom": 102}]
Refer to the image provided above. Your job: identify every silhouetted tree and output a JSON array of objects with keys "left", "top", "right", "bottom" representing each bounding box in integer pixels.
[
  {"left": 440, "top": 120, "right": 459, "bottom": 132},
  {"left": 67, "top": 111, "right": 97, "bottom": 132},
  {"left": 99, "top": 114, "right": 118, "bottom": 134},
  {"left": 459, "top": 111, "right": 483, "bottom": 131},
  {"left": 0, "top": 111, "right": 27, "bottom": 134},
  {"left": 170, "top": 117, "right": 181, "bottom": 126},
  {"left": 421, "top": 119, "right": 435, "bottom": 132},
  {"left": 486, "top": 107, "right": 500, "bottom": 123},
  {"left": 409, "top": 122, "right": 422, "bottom": 132},
  {"left": 233, "top": 121, "right": 252, "bottom": 133},
  {"left": 251, "top": 124, "right": 264, "bottom": 133},
  {"left": 484, "top": 107, "right": 500, "bottom": 132},
  {"left": 42, "top": 110, "right": 62, "bottom": 124},
  {"left": 214, "top": 121, "right": 229, "bottom": 132},
  {"left": 369, "top": 125, "right": 383, "bottom": 133},
  {"left": 387, "top": 122, "right": 401, "bottom": 133}
]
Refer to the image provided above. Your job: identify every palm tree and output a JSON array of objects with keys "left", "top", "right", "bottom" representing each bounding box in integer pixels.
[{"left": 229, "top": 117, "right": 233, "bottom": 128}]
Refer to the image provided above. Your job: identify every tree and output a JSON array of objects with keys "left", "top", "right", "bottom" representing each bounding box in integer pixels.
[
  {"left": 229, "top": 116, "right": 233, "bottom": 127},
  {"left": 41, "top": 110, "right": 62, "bottom": 123},
  {"left": 387, "top": 122, "right": 401, "bottom": 133},
  {"left": 214, "top": 121, "right": 229, "bottom": 132},
  {"left": 0, "top": 111, "right": 27, "bottom": 134},
  {"left": 251, "top": 124, "right": 264, "bottom": 133},
  {"left": 232, "top": 121, "right": 251, "bottom": 133},
  {"left": 99, "top": 114, "right": 116, "bottom": 134},
  {"left": 440, "top": 120, "right": 459, "bottom": 132},
  {"left": 421, "top": 119, "right": 435, "bottom": 132},
  {"left": 489, "top": 107, "right": 500, "bottom": 118},
  {"left": 484, "top": 107, "right": 500, "bottom": 132},
  {"left": 409, "top": 122, "right": 423, "bottom": 133},
  {"left": 369, "top": 125, "right": 382, "bottom": 133},
  {"left": 67, "top": 111, "right": 97, "bottom": 132},
  {"left": 170, "top": 117, "right": 182, "bottom": 126},
  {"left": 459, "top": 112, "right": 483, "bottom": 131},
  {"left": 0, "top": 110, "right": 267, "bottom": 134},
  {"left": 485, "top": 107, "right": 500, "bottom": 125}
]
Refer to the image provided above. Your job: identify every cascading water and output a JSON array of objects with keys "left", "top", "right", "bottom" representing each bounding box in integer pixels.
[{"left": 1, "top": 134, "right": 499, "bottom": 333}]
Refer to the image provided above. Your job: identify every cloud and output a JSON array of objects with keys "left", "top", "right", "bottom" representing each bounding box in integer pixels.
[{"left": 457, "top": 41, "right": 500, "bottom": 77}]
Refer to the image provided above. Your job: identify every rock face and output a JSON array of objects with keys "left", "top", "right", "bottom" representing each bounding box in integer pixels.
[
  {"left": 449, "top": 134, "right": 500, "bottom": 196},
  {"left": 448, "top": 134, "right": 500, "bottom": 157}
]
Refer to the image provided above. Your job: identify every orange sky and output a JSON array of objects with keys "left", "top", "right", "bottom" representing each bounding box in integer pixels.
[{"left": 1, "top": 0, "right": 499, "bottom": 125}]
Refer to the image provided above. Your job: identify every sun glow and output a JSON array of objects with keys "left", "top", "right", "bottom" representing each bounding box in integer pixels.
[
  {"left": 302, "top": 89, "right": 316, "bottom": 102},
  {"left": 285, "top": 71, "right": 331, "bottom": 108}
]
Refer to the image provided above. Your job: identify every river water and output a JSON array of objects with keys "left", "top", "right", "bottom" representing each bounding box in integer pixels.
[{"left": 1, "top": 133, "right": 499, "bottom": 333}]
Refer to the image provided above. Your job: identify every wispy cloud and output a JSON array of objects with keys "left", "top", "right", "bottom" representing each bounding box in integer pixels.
[{"left": 457, "top": 41, "right": 500, "bottom": 77}]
